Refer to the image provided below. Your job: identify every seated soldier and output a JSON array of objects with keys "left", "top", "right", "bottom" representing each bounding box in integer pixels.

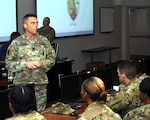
[
  {"left": 76, "top": 76, "right": 122, "bottom": 120},
  {"left": 119, "top": 61, "right": 150, "bottom": 91},
  {"left": 5, "top": 85, "right": 46, "bottom": 120},
  {"left": 0, "top": 32, "right": 20, "bottom": 61},
  {"left": 123, "top": 78, "right": 150, "bottom": 120},
  {"left": 107, "top": 60, "right": 142, "bottom": 117}
]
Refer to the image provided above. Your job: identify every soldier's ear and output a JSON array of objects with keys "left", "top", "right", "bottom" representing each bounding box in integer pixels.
[
  {"left": 83, "top": 91, "right": 88, "bottom": 98},
  {"left": 144, "top": 93, "right": 149, "bottom": 99},
  {"left": 121, "top": 73, "right": 127, "bottom": 83},
  {"left": 24, "top": 23, "right": 27, "bottom": 29},
  {"left": 122, "top": 73, "right": 126, "bottom": 79}
]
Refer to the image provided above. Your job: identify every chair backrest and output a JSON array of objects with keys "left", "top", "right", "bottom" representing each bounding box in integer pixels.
[{"left": 51, "top": 42, "right": 59, "bottom": 57}]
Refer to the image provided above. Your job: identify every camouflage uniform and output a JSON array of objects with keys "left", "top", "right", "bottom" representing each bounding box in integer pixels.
[
  {"left": 123, "top": 104, "right": 150, "bottom": 120},
  {"left": 138, "top": 73, "right": 150, "bottom": 81},
  {"left": 119, "top": 83, "right": 126, "bottom": 91},
  {"left": 49, "top": 102, "right": 75, "bottom": 114},
  {"left": 119, "top": 73, "right": 150, "bottom": 91},
  {"left": 5, "top": 111, "right": 46, "bottom": 120},
  {"left": 76, "top": 101, "right": 122, "bottom": 120},
  {"left": 5, "top": 33, "right": 56, "bottom": 111},
  {"left": 107, "top": 77, "right": 142, "bottom": 117},
  {"left": 38, "top": 26, "right": 55, "bottom": 43}
]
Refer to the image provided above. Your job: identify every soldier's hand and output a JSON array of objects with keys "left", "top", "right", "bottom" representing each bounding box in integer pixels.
[
  {"left": 33, "top": 61, "right": 42, "bottom": 67},
  {"left": 25, "top": 61, "right": 37, "bottom": 69},
  {"left": 25, "top": 61, "right": 42, "bottom": 69}
]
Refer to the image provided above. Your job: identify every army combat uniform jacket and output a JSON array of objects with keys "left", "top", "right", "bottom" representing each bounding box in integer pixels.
[
  {"left": 38, "top": 26, "right": 55, "bottom": 43},
  {"left": 107, "top": 77, "right": 142, "bottom": 117},
  {"left": 5, "top": 33, "right": 56, "bottom": 85},
  {"left": 76, "top": 101, "right": 122, "bottom": 120},
  {"left": 138, "top": 73, "right": 150, "bottom": 81},
  {"left": 123, "top": 104, "right": 150, "bottom": 120},
  {"left": 119, "top": 73, "right": 150, "bottom": 91}
]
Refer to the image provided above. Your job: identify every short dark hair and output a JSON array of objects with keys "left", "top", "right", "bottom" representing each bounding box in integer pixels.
[
  {"left": 8, "top": 84, "right": 36, "bottom": 114},
  {"left": 44, "top": 17, "right": 50, "bottom": 21},
  {"left": 139, "top": 78, "right": 150, "bottom": 97},
  {"left": 23, "top": 14, "right": 37, "bottom": 23},
  {"left": 118, "top": 60, "right": 136, "bottom": 79}
]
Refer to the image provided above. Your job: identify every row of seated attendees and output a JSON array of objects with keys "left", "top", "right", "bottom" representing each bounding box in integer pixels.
[{"left": 2, "top": 60, "right": 150, "bottom": 120}]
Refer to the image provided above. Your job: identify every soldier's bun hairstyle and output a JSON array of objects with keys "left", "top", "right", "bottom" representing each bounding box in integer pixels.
[
  {"left": 83, "top": 76, "right": 107, "bottom": 102},
  {"left": 8, "top": 84, "right": 36, "bottom": 114},
  {"left": 139, "top": 78, "right": 150, "bottom": 97}
]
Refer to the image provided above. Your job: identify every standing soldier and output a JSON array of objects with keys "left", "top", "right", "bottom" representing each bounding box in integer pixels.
[
  {"left": 38, "top": 17, "right": 55, "bottom": 43},
  {"left": 5, "top": 14, "right": 56, "bottom": 111}
]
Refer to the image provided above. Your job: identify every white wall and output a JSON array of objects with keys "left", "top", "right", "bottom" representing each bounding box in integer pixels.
[{"left": 16, "top": 0, "right": 150, "bottom": 72}]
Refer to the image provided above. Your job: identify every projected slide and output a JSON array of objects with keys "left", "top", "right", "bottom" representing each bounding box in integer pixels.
[
  {"left": 0, "top": 1, "right": 17, "bottom": 42},
  {"left": 36, "top": 0, "right": 94, "bottom": 37}
]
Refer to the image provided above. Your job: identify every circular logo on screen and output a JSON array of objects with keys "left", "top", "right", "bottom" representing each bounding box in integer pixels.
[{"left": 67, "top": 0, "right": 79, "bottom": 21}]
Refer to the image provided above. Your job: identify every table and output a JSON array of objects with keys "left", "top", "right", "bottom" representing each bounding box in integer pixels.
[
  {"left": 39, "top": 103, "right": 87, "bottom": 120},
  {"left": 81, "top": 46, "right": 119, "bottom": 65}
]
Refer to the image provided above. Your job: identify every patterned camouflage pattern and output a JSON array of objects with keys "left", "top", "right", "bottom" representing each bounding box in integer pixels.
[
  {"left": 119, "top": 73, "right": 150, "bottom": 91},
  {"left": 118, "top": 83, "right": 125, "bottom": 91},
  {"left": 107, "top": 77, "right": 142, "bottom": 117},
  {"left": 5, "top": 33, "right": 56, "bottom": 111},
  {"left": 76, "top": 101, "right": 122, "bottom": 120},
  {"left": 38, "top": 26, "right": 55, "bottom": 43},
  {"left": 123, "top": 104, "right": 150, "bottom": 120},
  {"left": 138, "top": 73, "right": 150, "bottom": 81},
  {"left": 5, "top": 33, "right": 56, "bottom": 85},
  {"left": 35, "top": 85, "right": 47, "bottom": 111},
  {"left": 49, "top": 102, "right": 75, "bottom": 114},
  {"left": 5, "top": 111, "right": 46, "bottom": 120}
]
